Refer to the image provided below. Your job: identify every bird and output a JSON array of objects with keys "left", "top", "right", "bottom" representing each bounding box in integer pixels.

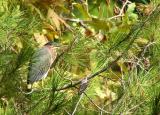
[
  {"left": 27, "top": 41, "right": 60, "bottom": 91},
  {"left": 78, "top": 78, "right": 88, "bottom": 95}
]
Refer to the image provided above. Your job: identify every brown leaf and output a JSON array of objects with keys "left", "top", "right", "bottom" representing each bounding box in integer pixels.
[
  {"left": 47, "top": 8, "right": 72, "bottom": 32},
  {"left": 47, "top": 8, "right": 61, "bottom": 31}
]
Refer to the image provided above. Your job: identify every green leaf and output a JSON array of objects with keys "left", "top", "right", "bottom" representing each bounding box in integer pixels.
[
  {"left": 123, "top": 3, "right": 138, "bottom": 24},
  {"left": 127, "top": 3, "right": 136, "bottom": 13},
  {"left": 72, "top": 3, "right": 91, "bottom": 20},
  {"left": 86, "top": 18, "right": 114, "bottom": 32}
]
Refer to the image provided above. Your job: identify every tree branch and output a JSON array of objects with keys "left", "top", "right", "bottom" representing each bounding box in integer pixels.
[
  {"left": 55, "top": 5, "right": 160, "bottom": 91},
  {"left": 22, "top": 4, "right": 160, "bottom": 94}
]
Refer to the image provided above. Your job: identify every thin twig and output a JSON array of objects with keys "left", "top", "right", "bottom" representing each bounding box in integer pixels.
[
  {"left": 64, "top": 108, "right": 71, "bottom": 115},
  {"left": 141, "top": 42, "right": 156, "bottom": 57},
  {"left": 109, "top": 0, "right": 131, "bottom": 20},
  {"left": 125, "top": 102, "right": 144, "bottom": 114},
  {"left": 83, "top": 92, "right": 114, "bottom": 114},
  {"left": 71, "top": 93, "right": 84, "bottom": 115}
]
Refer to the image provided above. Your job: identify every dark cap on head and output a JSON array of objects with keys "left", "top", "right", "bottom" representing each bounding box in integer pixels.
[{"left": 44, "top": 41, "right": 61, "bottom": 47}]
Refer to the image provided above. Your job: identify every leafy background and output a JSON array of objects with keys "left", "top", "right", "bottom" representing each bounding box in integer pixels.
[{"left": 0, "top": 0, "right": 160, "bottom": 114}]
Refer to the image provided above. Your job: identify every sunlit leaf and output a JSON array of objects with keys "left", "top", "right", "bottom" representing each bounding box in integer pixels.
[
  {"left": 72, "top": 3, "right": 91, "bottom": 20},
  {"left": 47, "top": 8, "right": 61, "bottom": 31},
  {"left": 95, "top": 87, "right": 106, "bottom": 99},
  {"left": 33, "top": 33, "right": 48, "bottom": 47}
]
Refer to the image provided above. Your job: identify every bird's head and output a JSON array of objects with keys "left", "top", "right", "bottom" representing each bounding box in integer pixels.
[
  {"left": 44, "top": 41, "right": 67, "bottom": 52},
  {"left": 44, "top": 41, "right": 61, "bottom": 50},
  {"left": 45, "top": 41, "right": 61, "bottom": 47}
]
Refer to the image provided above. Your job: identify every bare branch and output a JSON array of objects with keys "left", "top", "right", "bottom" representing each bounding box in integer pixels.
[
  {"left": 109, "top": 0, "right": 131, "bottom": 20},
  {"left": 71, "top": 93, "right": 84, "bottom": 115},
  {"left": 83, "top": 92, "right": 113, "bottom": 114}
]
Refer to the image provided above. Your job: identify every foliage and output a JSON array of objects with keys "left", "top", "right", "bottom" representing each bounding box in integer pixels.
[{"left": 0, "top": 0, "right": 160, "bottom": 115}]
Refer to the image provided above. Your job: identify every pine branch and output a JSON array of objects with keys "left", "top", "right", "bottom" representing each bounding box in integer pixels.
[
  {"left": 55, "top": 5, "right": 160, "bottom": 91},
  {"left": 21, "top": 4, "right": 160, "bottom": 94}
]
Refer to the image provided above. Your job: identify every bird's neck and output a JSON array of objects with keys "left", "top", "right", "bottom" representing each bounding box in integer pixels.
[{"left": 45, "top": 45, "right": 57, "bottom": 63}]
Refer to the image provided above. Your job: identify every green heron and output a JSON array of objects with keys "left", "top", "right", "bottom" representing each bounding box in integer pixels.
[{"left": 27, "top": 41, "right": 60, "bottom": 90}]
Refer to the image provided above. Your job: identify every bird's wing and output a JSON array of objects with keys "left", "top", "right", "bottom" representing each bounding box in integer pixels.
[{"left": 28, "top": 47, "right": 52, "bottom": 84}]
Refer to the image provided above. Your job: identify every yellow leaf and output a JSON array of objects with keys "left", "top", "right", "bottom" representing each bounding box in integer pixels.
[
  {"left": 47, "top": 8, "right": 61, "bottom": 31},
  {"left": 135, "top": 37, "right": 149, "bottom": 46},
  {"left": 33, "top": 33, "right": 48, "bottom": 47},
  {"left": 47, "top": 8, "right": 71, "bottom": 32},
  {"left": 95, "top": 87, "right": 106, "bottom": 99}
]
